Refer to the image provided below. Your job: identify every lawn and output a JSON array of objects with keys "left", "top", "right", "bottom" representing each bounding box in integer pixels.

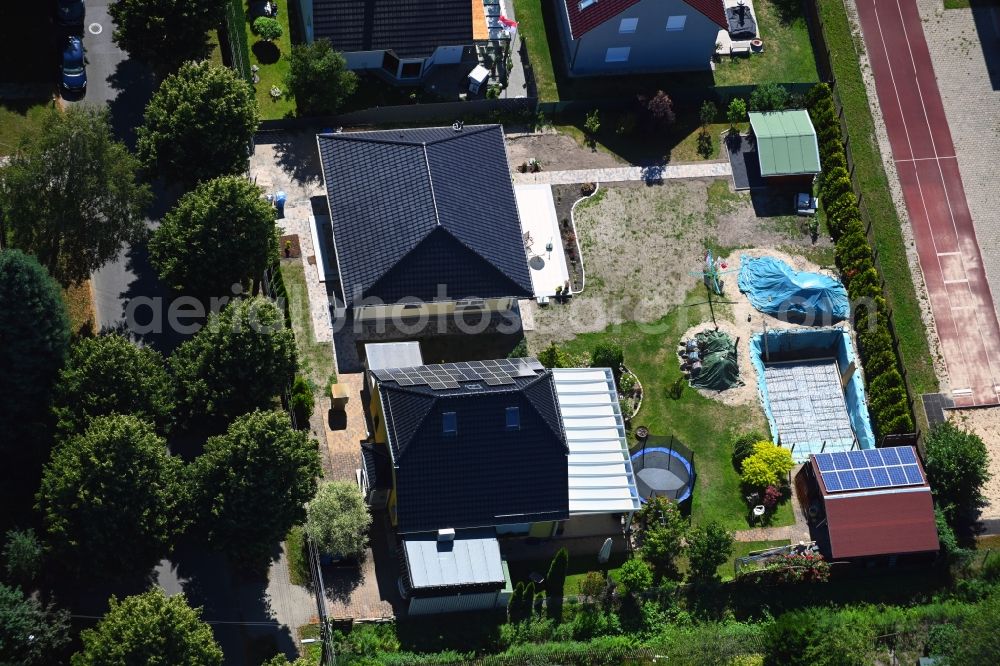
[
  {"left": 554, "top": 289, "right": 774, "bottom": 532},
  {"left": 509, "top": 550, "right": 629, "bottom": 596},
  {"left": 278, "top": 259, "right": 336, "bottom": 392},
  {"left": 0, "top": 100, "right": 55, "bottom": 157},
  {"left": 285, "top": 525, "right": 309, "bottom": 586},
  {"left": 816, "top": 0, "right": 938, "bottom": 396},
  {"left": 241, "top": 0, "right": 296, "bottom": 119},
  {"left": 297, "top": 624, "right": 323, "bottom": 665},
  {"left": 712, "top": 0, "right": 819, "bottom": 86}
]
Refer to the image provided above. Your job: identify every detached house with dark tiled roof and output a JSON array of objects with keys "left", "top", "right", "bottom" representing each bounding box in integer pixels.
[
  {"left": 556, "top": 0, "right": 728, "bottom": 76},
  {"left": 316, "top": 124, "right": 533, "bottom": 336},
  {"left": 294, "top": 0, "right": 493, "bottom": 81},
  {"left": 360, "top": 349, "right": 640, "bottom": 615}
]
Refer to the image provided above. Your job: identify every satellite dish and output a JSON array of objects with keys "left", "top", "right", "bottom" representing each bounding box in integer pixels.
[{"left": 598, "top": 537, "right": 613, "bottom": 564}]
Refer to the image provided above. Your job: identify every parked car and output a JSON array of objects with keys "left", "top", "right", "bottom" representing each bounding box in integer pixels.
[
  {"left": 61, "top": 36, "right": 87, "bottom": 93},
  {"left": 55, "top": 0, "right": 85, "bottom": 27}
]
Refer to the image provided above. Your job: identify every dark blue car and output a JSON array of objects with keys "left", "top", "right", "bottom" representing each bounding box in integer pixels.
[{"left": 61, "top": 36, "right": 86, "bottom": 92}]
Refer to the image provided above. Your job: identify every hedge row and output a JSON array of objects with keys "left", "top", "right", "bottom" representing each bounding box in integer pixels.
[{"left": 806, "top": 84, "right": 914, "bottom": 438}]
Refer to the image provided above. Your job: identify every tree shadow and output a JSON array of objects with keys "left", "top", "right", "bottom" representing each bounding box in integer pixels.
[
  {"left": 267, "top": 132, "right": 325, "bottom": 185},
  {"left": 105, "top": 56, "right": 158, "bottom": 150},
  {"left": 252, "top": 41, "right": 281, "bottom": 66}
]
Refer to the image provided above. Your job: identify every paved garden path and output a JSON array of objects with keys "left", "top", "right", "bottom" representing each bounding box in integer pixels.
[{"left": 512, "top": 161, "right": 733, "bottom": 185}]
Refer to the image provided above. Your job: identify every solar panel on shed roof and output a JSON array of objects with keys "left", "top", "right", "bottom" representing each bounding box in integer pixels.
[{"left": 814, "top": 446, "right": 924, "bottom": 493}]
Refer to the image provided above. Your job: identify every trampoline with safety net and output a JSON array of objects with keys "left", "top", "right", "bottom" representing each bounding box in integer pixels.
[{"left": 631, "top": 435, "right": 696, "bottom": 505}]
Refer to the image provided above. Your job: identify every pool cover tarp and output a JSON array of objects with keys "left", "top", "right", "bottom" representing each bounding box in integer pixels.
[
  {"left": 690, "top": 330, "right": 743, "bottom": 391},
  {"left": 738, "top": 255, "right": 849, "bottom": 323}
]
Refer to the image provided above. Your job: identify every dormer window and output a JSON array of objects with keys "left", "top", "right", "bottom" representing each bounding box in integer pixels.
[
  {"left": 506, "top": 407, "right": 520, "bottom": 431},
  {"left": 579, "top": 0, "right": 597, "bottom": 10},
  {"left": 443, "top": 411, "right": 457, "bottom": 435}
]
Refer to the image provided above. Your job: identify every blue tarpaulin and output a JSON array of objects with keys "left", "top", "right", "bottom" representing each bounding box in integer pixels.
[{"left": 738, "top": 255, "right": 849, "bottom": 323}]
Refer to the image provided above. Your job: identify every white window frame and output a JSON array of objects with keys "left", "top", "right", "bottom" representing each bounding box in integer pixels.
[
  {"left": 604, "top": 46, "right": 630, "bottom": 63},
  {"left": 666, "top": 15, "right": 687, "bottom": 32},
  {"left": 618, "top": 17, "right": 638, "bottom": 34}
]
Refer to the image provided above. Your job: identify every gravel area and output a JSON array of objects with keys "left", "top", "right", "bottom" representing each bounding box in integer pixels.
[{"left": 525, "top": 180, "right": 831, "bottom": 349}]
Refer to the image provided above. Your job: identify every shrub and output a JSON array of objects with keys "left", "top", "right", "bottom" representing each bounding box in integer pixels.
[
  {"left": 253, "top": 16, "right": 282, "bottom": 41},
  {"left": 290, "top": 375, "right": 314, "bottom": 428},
  {"left": 617, "top": 558, "right": 653, "bottom": 596},
  {"left": 762, "top": 485, "right": 782, "bottom": 510},
  {"left": 578, "top": 571, "right": 607, "bottom": 601},
  {"left": 700, "top": 100, "right": 717, "bottom": 127},
  {"left": 305, "top": 481, "right": 372, "bottom": 559},
  {"left": 697, "top": 130, "right": 714, "bottom": 159},
  {"left": 749, "top": 82, "right": 790, "bottom": 112},
  {"left": 584, "top": 109, "right": 601, "bottom": 136},
  {"left": 591, "top": 342, "right": 624, "bottom": 382},
  {"left": 727, "top": 98, "right": 747, "bottom": 127},
  {"left": 644, "top": 90, "right": 676, "bottom": 126},
  {"left": 731, "top": 431, "right": 764, "bottom": 470},
  {"left": 538, "top": 342, "right": 569, "bottom": 369},
  {"left": 2, "top": 529, "right": 43, "bottom": 587},
  {"left": 637, "top": 498, "right": 686, "bottom": 581},
  {"left": 740, "top": 441, "right": 794, "bottom": 489}
]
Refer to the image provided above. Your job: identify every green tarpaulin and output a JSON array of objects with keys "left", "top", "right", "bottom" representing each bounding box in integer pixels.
[{"left": 690, "top": 330, "right": 743, "bottom": 391}]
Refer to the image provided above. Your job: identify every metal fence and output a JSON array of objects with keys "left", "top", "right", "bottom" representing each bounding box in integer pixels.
[
  {"left": 804, "top": 0, "right": 923, "bottom": 451},
  {"left": 223, "top": 0, "right": 253, "bottom": 84}
]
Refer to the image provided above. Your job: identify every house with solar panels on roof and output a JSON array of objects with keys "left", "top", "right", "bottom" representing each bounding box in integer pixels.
[
  {"left": 555, "top": 0, "right": 728, "bottom": 76},
  {"left": 358, "top": 342, "right": 640, "bottom": 614},
  {"left": 796, "top": 446, "right": 939, "bottom": 562},
  {"left": 315, "top": 124, "right": 533, "bottom": 353},
  {"left": 292, "top": 0, "right": 503, "bottom": 82}
]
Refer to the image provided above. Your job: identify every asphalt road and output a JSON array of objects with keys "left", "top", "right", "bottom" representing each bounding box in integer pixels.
[{"left": 62, "top": 1, "right": 180, "bottom": 348}]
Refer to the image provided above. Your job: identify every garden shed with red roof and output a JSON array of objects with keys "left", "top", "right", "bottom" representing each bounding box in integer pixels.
[
  {"left": 800, "top": 447, "right": 940, "bottom": 561},
  {"left": 555, "top": 0, "right": 727, "bottom": 76}
]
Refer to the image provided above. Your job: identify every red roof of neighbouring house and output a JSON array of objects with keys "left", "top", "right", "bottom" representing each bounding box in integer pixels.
[
  {"left": 822, "top": 490, "right": 939, "bottom": 559},
  {"left": 563, "top": 0, "right": 728, "bottom": 40}
]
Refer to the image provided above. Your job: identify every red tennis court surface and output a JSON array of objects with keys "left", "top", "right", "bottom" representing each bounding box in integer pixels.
[{"left": 855, "top": 0, "right": 1000, "bottom": 407}]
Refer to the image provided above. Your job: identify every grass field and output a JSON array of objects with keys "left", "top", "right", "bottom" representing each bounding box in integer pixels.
[
  {"left": 816, "top": 0, "right": 938, "bottom": 396},
  {"left": 279, "top": 259, "right": 336, "bottom": 391},
  {"left": 556, "top": 119, "right": 747, "bottom": 165},
  {"left": 712, "top": 0, "right": 819, "bottom": 85},
  {"left": 555, "top": 289, "right": 793, "bottom": 532},
  {"left": 0, "top": 100, "right": 55, "bottom": 157}
]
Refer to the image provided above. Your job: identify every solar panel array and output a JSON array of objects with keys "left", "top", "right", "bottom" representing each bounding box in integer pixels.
[
  {"left": 372, "top": 358, "right": 544, "bottom": 390},
  {"left": 814, "top": 447, "right": 924, "bottom": 493}
]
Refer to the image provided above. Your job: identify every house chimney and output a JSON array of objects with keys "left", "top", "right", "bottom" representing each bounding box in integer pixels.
[{"left": 437, "top": 528, "right": 456, "bottom": 542}]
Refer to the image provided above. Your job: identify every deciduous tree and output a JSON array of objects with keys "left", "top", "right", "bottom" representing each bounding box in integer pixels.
[
  {"left": 190, "top": 411, "right": 320, "bottom": 565},
  {"left": 637, "top": 497, "right": 686, "bottom": 581},
  {"left": 169, "top": 297, "right": 297, "bottom": 427},
  {"left": 148, "top": 176, "right": 277, "bottom": 298},
  {"left": 52, "top": 333, "right": 174, "bottom": 436},
  {"left": 0, "top": 107, "right": 149, "bottom": 285},
  {"left": 110, "top": 0, "right": 224, "bottom": 73},
  {"left": 72, "top": 589, "right": 222, "bottom": 666},
  {"left": 925, "top": 422, "right": 991, "bottom": 531},
  {"left": 304, "top": 481, "right": 372, "bottom": 559},
  {"left": 749, "top": 82, "right": 791, "bottom": 112},
  {"left": 138, "top": 62, "right": 259, "bottom": 185},
  {"left": 686, "top": 522, "right": 733, "bottom": 584},
  {"left": 2, "top": 529, "right": 43, "bottom": 589},
  {"left": 36, "top": 415, "right": 186, "bottom": 577},
  {"left": 617, "top": 558, "right": 653, "bottom": 596},
  {"left": 0, "top": 250, "right": 69, "bottom": 459},
  {"left": 0, "top": 583, "right": 70, "bottom": 666},
  {"left": 285, "top": 41, "right": 358, "bottom": 116}
]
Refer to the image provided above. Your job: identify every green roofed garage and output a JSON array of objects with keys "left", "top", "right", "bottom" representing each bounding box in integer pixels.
[{"left": 749, "top": 110, "right": 821, "bottom": 180}]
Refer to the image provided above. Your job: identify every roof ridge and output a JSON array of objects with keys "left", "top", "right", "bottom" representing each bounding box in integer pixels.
[
  {"left": 520, "top": 371, "right": 569, "bottom": 449},
  {"left": 423, "top": 143, "right": 442, "bottom": 227},
  {"left": 381, "top": 384, "right": 437, "bottom": 461},
  {"left": 318, "top": 125, "right": 496, "bottom": 148},
  {"left": 432, "top": 225, "right": 530, "bottom": 294}
]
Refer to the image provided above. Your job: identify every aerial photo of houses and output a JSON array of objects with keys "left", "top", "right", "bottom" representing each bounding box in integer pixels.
[{"left": 3, "top": 0, "right": 1000, "bottom": 664}]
